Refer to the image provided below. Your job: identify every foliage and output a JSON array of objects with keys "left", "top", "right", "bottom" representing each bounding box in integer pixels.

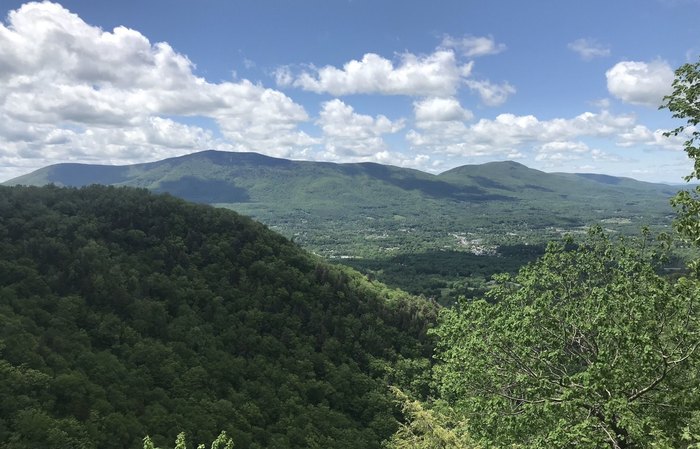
[
  {"left": 432, "top": 229, "right": 700, "bottom": 448},
  {"left": 0, "top": 185, "right": 436, "bottom": 449},
  {"left": 382, "top": 387, "right": 476, "bottom": 449},
  {"left": 661, "top": 57, "right": 700, "bottom": 246},
  {"left": 143, "top": 431, "right": 234, "bottom": 449},
  {"left": 384, "top": 58, "right": 700, "bottom": 449}
]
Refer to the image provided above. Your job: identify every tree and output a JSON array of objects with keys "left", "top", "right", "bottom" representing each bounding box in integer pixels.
[
  {"left": 661, "top": 57, "right": 700, "bottom": 246},
  {"left": 661, "top": 55, "right": 700, "bottom": 449},
  {"left": 383, "top": 387, "right": 476, "bottom": 449},
  {"left": 386, "top": 59, "right": 700, "bottom": 449},
  {"left": 432, "top": 229, "right": 699, "bottom": 449},
  {"left": 143, "top": 431, "right": 234, "bottom": 449}
]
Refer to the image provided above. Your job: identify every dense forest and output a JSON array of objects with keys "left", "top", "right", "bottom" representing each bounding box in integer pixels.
[{"left": 0, "top": 185, "right": 436, "bottom": 449}]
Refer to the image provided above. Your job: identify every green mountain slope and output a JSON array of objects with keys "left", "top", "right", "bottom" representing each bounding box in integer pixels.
[
  {"left": 0, "top": 185, "right": 435, "bottom": 449},
  {"left": 5, "top": 150, "right": 677, "bottom": 301},
  {"left": 5, "top": 150, "right": 676, "bottom": 246},
  {"left": 440, "top": 160, "right": 675, "bottom": 198}
]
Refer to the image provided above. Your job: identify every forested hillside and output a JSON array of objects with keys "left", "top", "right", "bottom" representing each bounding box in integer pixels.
[{"left": 0, "top": 185, "right": 436, "bottom": 449}]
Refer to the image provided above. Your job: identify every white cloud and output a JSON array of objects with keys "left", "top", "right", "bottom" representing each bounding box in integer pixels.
[
  {"left": 616, "top": 125, "right": 657, "bottom": 146},
  {"left": 414, "top": 97, "right": 473, "bottom": 123},
  {"left": 590, "top": 149, "right": 619, "bottom": 161},
  {"left": 0, "top": 114, "right": 237, "bottom": 178},
  {"left": 538, "top": 141, "right": 590, "bottom": 153},
  {"left": 278, "top": 36, "right": 508, "bottom": 99},
  {"left": 616, "top": 123, "right": 693, "bottom": 150},
  {"left": 589, "top": 98, "right": 611, "bottom": 110},
  {"left": 409, "top": 98, "right": 477, "bottom": 158},
  {"left": 606, "top": 60, "right": 674, "bottom": 107},
  {"left": 440, "top": 34, "right": 506, "bottom": 58},
  {"left": 534, "top": 140, "right": 618, "bottom": 164},
  {"left": 407, "top": 110, "right": 648, "bottom": 160},
  {"left": 0, "top": 1, "right": 315, "bottom": 179},
  {"left": 465, "top": 79, "right": 516, "bottom": 106},
  {"left": 273, "top": 66, "right": 294, "bottom": 86},
  {"left": 0, "top": 2, "right": 686, "bottom": 183},
  {"left": 404, "top": 104, "right": 684, "bottom": 175},
  {"left": 276, "top": 50, "right": 472, "bottom": 96},
  {"left": 535, "top": 152, "right": 582, "bottom": 162},
  {"left": 568, "top": 38, "right": 611, "bottom": 60},
  {"left": 470, "top": 111, "right": 637, "bottom": 145},
  {"left": 317, "top": 99, "right": 404, "bottom": 157}
]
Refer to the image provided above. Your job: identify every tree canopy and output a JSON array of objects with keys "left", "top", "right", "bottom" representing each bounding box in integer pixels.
[
  {"left": 143, "top": 431, "right": 234, "bottom": 449},
  {"left": 662, "top": 57, "right": 700, "bottom": 246},
  {"left": 0, "top": 185, "right": 435, "bottom": 449},
  {"left": 387, "top": 56, "right": 700, "bottom": 449},
  {"left": 433, "top": 229, "right": 699, "bottom": 448}
]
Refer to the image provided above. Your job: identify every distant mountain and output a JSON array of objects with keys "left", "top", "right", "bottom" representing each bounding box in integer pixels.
[
  {"left": 440, "top": 160, "right": 673, "bottom": 196},
  {"left": 6, "top": 150, "right": 519, "bottom": 204},
  {"left": 6, "top": 149, "right": 676, "bottom": 203},
  {"left": 6, "top": 150, "right": 678, "bottom": 301},
  {"left": 5, "top": 150, "right": 676, "bottom": 256}
]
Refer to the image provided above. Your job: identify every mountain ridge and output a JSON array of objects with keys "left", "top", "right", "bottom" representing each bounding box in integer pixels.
[
  {"left": 4, "top": 149, "right": 676, "bottom": 266},
  {"left": 2, "top": 149, "right": 679, "bottom": 301},
  {"left": 4, "top": 149, "right": 673, "bottom": 188}
]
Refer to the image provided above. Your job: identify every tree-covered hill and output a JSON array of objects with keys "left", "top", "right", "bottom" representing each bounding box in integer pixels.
[{"left": 0, "top": 185, "right": 436, "bottom": 449}]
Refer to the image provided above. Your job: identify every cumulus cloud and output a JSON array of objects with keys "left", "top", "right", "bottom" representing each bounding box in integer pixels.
[
  {"left": 465, "top": 79, "right": 516, "bottom": 106},
  {"left": 535, "top": 152, "right": 582, "bottom": 162},
  {"left": 440, "top": 34, "right": 506, "bottom": 58},
  {"left": 274, "top": 34, "right": 509, "bottom": 101},
  {"left": 568, "top": 38, "right": 611, "bottom": 60},
  {"left": 616, "top": 123, "right": 693, "bottom": 150},
  {"left": 276, "top": 50, "right": 473, "bottom": 97},
  {"left": 407, "top": 109, "right": 645, "bottom": 160},
  {"left": 606, "top": 60, "right": 674, "bottom": 107},
  {"left": 311, "top": 100, "right": 425, "bottom": 169},
  {"left": 538, "top": 141, "right": 591, "bottom": 154},
  {"left": 468, "top": 111, "right": 637, "bottom": 147},
  {"left": 414, "top": 97, "right": 473, "bottom": 123},
  {"left": 534, "top": 140, "right": 618, "bottom": 163},
  {"left": 0, "top": 1, "right": 315, "bottom": 179},
  {"left": 317, "top": 99, "right": 404, "bottom": 157}
]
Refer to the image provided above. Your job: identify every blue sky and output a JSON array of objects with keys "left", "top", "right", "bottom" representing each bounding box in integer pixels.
[{"left": 0, "top": 0, "right": 698, "bottom": 182}]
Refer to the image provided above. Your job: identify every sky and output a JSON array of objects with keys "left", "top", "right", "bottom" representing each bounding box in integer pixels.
[{"left": 0, "top": 0, "right": 699, "bottom": 183}]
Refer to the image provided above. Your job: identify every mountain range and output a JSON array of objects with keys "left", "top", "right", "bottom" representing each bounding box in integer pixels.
[
  {"left": 5, "top": 150, "right": 678, "bottom": 299},
  {"left": 5, "top": 150, "right": 676, "bottom": 239}
]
